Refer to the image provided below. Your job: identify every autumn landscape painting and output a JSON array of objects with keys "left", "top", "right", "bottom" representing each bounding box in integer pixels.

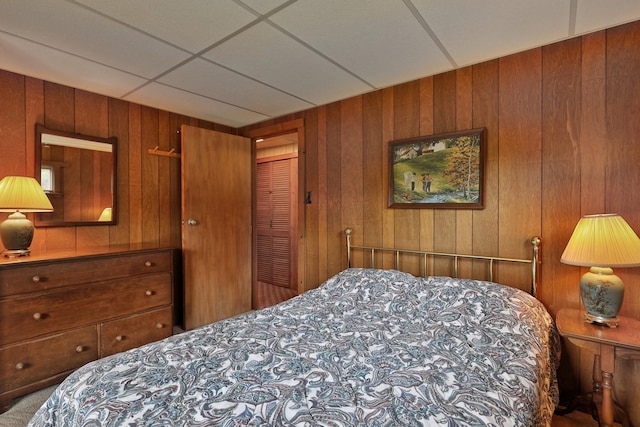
[{"left": 388, "top": 128, "right": 485, "bottom": 209}]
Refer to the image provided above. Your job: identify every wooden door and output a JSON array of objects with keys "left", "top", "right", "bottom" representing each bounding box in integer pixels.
[
  {"left": 181, "top": 125, "right": 252, "bottom": 330},
  {"left": 256, "top": 158, "right": 298, "bottom": 290}
]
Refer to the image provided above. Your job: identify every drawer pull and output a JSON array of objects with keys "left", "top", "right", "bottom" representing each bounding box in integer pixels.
[
  {"left": 15, "top": 362, "right": 25, "bottom": 370},
  {"left": 155, "top": 323, "right": 164, "bottom": 329},
  {"left": 145, "top": 290, "right": 154, "bottom": 296},
  {"left": 32, "top": 275, "right": 41, "bottom": 283},
  {"left": 33, "top": 312, "right": 42, "bottom": 320},
  {"left": 115, "top": 335, "right": 124, "bottom": 342},
  {"left": 76, "top": 345, "right": 84, "bottom": 353},
  {"left": 144, "top": 261, "right": 152, "bottom": 267}
]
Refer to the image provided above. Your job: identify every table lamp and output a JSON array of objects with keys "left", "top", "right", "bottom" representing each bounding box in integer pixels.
[
  {"left": 0, "top": 176, "right": 53, "bottom": 257},
  {"left": 561, "top": 213, "right": 640, "bottom": 327}
]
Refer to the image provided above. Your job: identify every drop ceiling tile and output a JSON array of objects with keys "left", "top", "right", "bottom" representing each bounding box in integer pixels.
[
  {"left": 0, "top": 0, "right": 190, "bottom": 78},
  {"left": 76, "top": 0, "right": 258, "bottom": 52},
  {"left": 412, "top": 0, "right": 571, "bottom": 67},
  {"left": 0, "top": 33, "right": 147, "bottom": 98},
  {"left": 1, "top": 0, "right": 639, "bottom": 129},
  {"left": 268, "top": 0, "right": 453, "bottom": 88},
  {"left": 158, "top": 58, "right": 313, "bottom": 118},
  {"left": 204, "top": 22, "right": 372, "bottom": 106},
  {"left": 125, "top": 82, "right": 269, "bottom": 127},
  {"left": 238, "top": 0, "right": 293, "bottom": 15},
  {"left": 575, "top": 0, "right": 640, "bottom": 34}
]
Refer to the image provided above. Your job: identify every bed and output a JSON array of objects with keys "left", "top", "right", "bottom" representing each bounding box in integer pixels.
[{"left": 29, "top": 231, "right": 559, "bottom": 426}]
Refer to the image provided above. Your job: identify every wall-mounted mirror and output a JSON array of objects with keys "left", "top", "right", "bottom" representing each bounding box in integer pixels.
[{"left": 35, "top": 124, "right": 117, "bottom": 227}]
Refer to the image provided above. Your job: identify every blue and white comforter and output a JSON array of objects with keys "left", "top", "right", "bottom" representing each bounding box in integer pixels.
[{"left": 29, "top": 268, "right": 560, "bottom": 426}]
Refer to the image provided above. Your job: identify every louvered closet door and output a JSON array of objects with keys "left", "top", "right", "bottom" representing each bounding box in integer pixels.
[
  {"left": 256, "top": 162, "right": 273, "bottom": 284},
  {"left": 257, "top": 159, "right": 293, "bottom": 288}
]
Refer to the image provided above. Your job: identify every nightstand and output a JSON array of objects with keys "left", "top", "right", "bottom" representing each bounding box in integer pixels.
[{"left": 556, "top": 308, "right": 639, "bottom": 427}]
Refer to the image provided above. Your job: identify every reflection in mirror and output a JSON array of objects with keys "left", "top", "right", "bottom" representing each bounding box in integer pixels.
[{"left": 35, "top": 124, "right": 117, "bottom": 227}]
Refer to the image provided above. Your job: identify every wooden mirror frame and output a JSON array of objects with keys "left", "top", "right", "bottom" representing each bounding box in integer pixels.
[{"left": 35, "top": 124, "right": 117, "bottom": 227}]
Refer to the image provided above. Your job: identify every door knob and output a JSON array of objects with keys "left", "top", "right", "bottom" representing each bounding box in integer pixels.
[{"left": 187, "top": 219, "right": 198, "bottom": 226}]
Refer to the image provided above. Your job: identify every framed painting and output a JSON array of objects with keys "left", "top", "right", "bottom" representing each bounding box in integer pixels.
[{"left": 388, "top": 128, "right": 486, "bottom": 209}]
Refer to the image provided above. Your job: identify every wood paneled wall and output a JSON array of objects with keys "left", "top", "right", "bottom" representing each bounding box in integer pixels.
[
  {"left": 0, "top": 73, "right": 232, "bottom": 251},
  {"left": 242, "top": 21, "right": 640, "bottom": 424},
  {"left": 2, "top": 18, "right": 640, "bottom": 425}
]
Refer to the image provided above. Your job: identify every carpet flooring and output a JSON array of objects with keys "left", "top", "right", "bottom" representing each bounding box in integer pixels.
[
  {"left": 0, "top": 385, "right": 56, "bottom": 427},
  {"left": 256, "top": 281, "right": 297, "bottom": 309}
]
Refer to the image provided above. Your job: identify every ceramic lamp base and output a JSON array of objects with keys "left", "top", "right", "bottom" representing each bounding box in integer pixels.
[
  {"left": 2, "top": 248, "right": 31, "bottom": 258},
  {"left": 0, "top": 211, "right": 35, "bottom": 253},
  {"left": 584, "top": 312, "right": 619, "bottom": 328},
  {"left": 580, "top": 266, "right": 624, "bottom": 328}
]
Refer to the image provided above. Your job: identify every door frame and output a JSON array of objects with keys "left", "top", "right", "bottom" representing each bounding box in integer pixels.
[{"left": 244, "top": 119, "right": 305, "bottom": 308}]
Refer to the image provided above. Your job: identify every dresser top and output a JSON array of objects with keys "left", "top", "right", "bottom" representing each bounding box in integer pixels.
[{"left": 0, "top": 245, "right": 177, "bottom": 267}]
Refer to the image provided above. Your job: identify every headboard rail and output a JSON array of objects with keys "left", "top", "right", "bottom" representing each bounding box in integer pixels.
[{"left": 345, "top": 228, "right": 541, "bottom": 297}]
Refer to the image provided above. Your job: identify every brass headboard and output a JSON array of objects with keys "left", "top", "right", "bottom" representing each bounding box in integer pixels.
[{"left": 345, "top": 228, "right": 541, "bottom": 297}]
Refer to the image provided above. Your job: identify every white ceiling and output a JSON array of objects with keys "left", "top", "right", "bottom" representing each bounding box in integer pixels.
[{"left": 2, "top": 0, "right": 640, "bottom": 128}]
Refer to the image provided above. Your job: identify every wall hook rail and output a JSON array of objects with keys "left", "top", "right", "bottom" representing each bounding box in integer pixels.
[{"left": 148, "top": 146, "right": 181, "bottom": 159}]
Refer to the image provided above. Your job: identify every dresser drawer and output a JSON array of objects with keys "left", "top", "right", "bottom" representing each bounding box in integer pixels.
[
  {"left": 101, "top": 307, "right": 173, "bottom": 357},
  {"left": 0, "top": 326, "right": 97, "bottom": 393},
  {"left": 0, "top": 272, "right": 172, "bottom": 346},
  {"left": 0, "top": 250, "right": 172, "bottom": 297}
]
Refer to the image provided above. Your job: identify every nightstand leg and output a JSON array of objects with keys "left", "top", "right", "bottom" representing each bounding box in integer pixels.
[
  {"left": 593, "top": 353, "right": 631, "bottom": 427},
  {"left": 600, "top": 371, "right": 614, "bottom": 427},
  {"left": 599, "top": 345, "right": 615, "bottom": 427}
]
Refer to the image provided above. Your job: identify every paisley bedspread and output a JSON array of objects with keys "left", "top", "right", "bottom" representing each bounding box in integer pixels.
[{"left": 29, "top": 268, "right": 560, "bottom": 426}]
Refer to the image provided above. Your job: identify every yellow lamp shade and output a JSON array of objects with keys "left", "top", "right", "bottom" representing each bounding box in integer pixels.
[
  {"left": 561, "top": 213, "right": 640, "bottom": 268},
  {"left": 0, "top": 176, "right": 53, "bottom": 212}
]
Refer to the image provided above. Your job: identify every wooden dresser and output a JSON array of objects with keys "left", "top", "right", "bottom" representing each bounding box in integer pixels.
[{"left": 0, "top": 246, "right": 178, "bottom": 412}]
